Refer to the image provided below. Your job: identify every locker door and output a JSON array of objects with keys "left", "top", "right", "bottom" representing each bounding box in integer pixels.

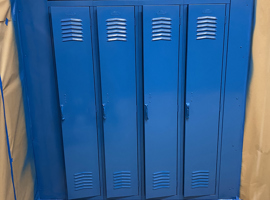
[
  {"left": 97, "top": 6, "right": 138, "bottom": 198},
  {"left": 143, "top": 5, "right": 180, "bottom": 199},
  {"left": 184, "top": 4, "right": 226, "bottom": 197},
  {"left": 51, "top": 7, "right": 100, "bottom": 199}
]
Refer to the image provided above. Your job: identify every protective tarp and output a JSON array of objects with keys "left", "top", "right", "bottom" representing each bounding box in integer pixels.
[
  {"left": 0, "top": 0, "right": 35, "bottom": 199},
  {"left": 240, "top": 0, "right": 270, "bottom": 200}
]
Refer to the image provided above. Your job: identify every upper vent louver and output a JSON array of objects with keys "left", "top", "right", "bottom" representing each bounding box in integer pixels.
[
  {"left": 74, "top": 172, "right": 93, "bottom": 191},
  {"left": 152, "top": 17, "right": 172, "bottom": 41},
  {"left": 61, "top": 18, "right": 83, "bottom": 42},
  {"left": 106, "top": 18, "right": 127, "bottom": 42},
  {"left": 113, "top": 171, "right": 131, "bottom": 189},
  {"left": 191, "top": 170, "right": 209, "bottom": 189},
  {"left": 197, "top": 16, "right": 217, "bottom": 40},
  {"left": 153, "top": 171, "right": 170, "bottom": 190}
]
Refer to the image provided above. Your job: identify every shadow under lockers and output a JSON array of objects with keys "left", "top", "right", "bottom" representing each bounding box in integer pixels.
[{"left": 49, "top": 2, "right": 248, "bottom": 199}]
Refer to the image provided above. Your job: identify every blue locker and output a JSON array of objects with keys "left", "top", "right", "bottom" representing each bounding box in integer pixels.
[
  {"left": 184, "top": 4, "right": 226, "bottom": 197},
  {"left": 97, "top": 6, "right": 138, "bottom": 198},
  {"left": 14, "top": 0, "right": 255, "bottom": 199},
  {"left": 143, "top": 5, "right": 180, "bottom": 199},
  {"left": 50, "top": 7, "right": 101, "bottom": 199}
]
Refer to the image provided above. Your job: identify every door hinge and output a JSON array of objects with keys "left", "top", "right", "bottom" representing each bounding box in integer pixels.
[
  {"left": 185, "top": 103, "right": 190, "bottom": 119},
  {"left": 179, "top": 17, "right": 181, "bottom": 25},
  {"left": 144, "top": 104, "right": 149, "bottom": 121},
  {"left": 102, "top": 104, "right": 106, "bottom": 120},
  {"left": 60, "top": 104, "right": 65, "bottom": 121}
]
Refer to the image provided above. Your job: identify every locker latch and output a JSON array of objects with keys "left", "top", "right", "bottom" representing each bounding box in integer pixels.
[
  {"left": 60, "top": 104, "right": 65, "bottom": 121},
  {"left": 102, "top": 104, "right": 106, "bottom": 120},
  {"left": 144, "top": 104, "right": 149, "bottom": 121},
  {"left": 185, "top": 103, "right": 190, "bottom": 119}
]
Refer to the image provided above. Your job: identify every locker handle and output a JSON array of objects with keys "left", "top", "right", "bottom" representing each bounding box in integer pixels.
[
  {"left": 185, "top": 103, "right": 190, "bottom": 119},
  {"left": 144, "top": 104, "right": 149, "bottom": 121},
  {"left": 60, "top": 104, "right": 65, "bottom": 121},
  {"left": 102, "top": 104, "right": 106, "bottom": 120}
]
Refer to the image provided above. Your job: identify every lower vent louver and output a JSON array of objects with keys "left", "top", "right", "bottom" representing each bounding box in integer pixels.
[
  {"left": 191, "top": 170, "right": 209, "bottom": 189},
  {"left": 113, "top": 171, "right": 131, "bottom": 189},
  {"left": 74, "top": 172, "right": 93, "bottom": 191},
  {"left": 153, "top": 171, "right": 170, "bottom": 190}
]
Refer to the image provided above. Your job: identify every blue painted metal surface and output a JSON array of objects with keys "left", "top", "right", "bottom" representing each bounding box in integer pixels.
[
  {"left": 184, "top": 4, "right": 226, "bottom": 197},
  {"left": 51, "top": 7, "right": 101, "bottom": 199},
  {"left": 219, "top": 0, "right": 254, "bottom": 198},
  {"left": 89, "top": 6, "right": 107, "bottom": 199},
  {"left": 97, "top": 6, "right": 138, "bottom": 198},
  {"left": 134, "top": 6, "right": 144, "bottom": 199},
  {"left": 11, "top": 0, "right": 254, "bottom": 199},
  {"left": 143, "top": 5, "right": 179, "bottom": 199},
  {"left": 176, "top": 5, "right": 188, "bottom": 200},
  {"left": 11, "top": 0, "right": 67, "bottom": 198}
]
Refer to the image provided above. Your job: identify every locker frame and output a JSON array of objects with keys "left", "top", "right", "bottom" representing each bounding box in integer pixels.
[
  {"left": 46, "top": 1, "right": 252, "bottom": 199},
  {"left": 11, "top": 0, "right": 254, "bottom": 198},
  {"left": 46, "top": 1, "right": 250, "bottom": 199}
]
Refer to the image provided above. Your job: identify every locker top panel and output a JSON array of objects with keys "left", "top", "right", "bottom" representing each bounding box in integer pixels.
[{"left": 47, "top": 0, "right": 231, "bottom": 6}]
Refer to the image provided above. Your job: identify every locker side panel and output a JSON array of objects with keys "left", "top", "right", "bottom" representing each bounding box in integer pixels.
[
  {"left": 143, "top": 5, "right": 179, "bottom": 199},
  {"left": 219, "top": 0, "right": 254, "bottom": 198},
  {"left": 50, "top": 7, "right": 100, "bottom": 199},
  {"left": 184, "top": 4, "right": 226, "bottom": 197},
  {"left": 97, "top": 6, "right": 138, "bottom": 198}
]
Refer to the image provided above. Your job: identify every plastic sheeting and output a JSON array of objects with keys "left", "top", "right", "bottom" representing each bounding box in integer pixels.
[
  {"left": 0, "top": 0, "right": 35, "bottom": 200},
  {"left": 240, "top": 0, "right": 270, "bottom": 199}
]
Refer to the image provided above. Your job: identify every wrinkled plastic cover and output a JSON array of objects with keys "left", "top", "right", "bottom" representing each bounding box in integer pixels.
[
  {"left": 240, "top": 0, "right": 270, "bottom": 200},
  {"left": 0, "top": 0, "right": 11, "bottom": 21},
  {"left": 0, "top": 1, "right": 35, "bottom": 199}
]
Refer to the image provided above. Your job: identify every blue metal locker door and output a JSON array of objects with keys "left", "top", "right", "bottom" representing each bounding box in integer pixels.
[
  {"left": 50, "top": 7, "right": 100, "bottom": 199},
  {"left": 143, "top": 5, "right": 179, "bottom": 199},
  {"left": 97, "top": 6, "right": 138, "bottom": 198},
  {"left": 184, "top": 4, "right": 226, "bottom": 197}
]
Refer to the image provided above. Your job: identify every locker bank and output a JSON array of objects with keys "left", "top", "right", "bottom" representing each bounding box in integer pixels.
[{"left": 12, "top": 0, "right": 254, "bottom": 199}]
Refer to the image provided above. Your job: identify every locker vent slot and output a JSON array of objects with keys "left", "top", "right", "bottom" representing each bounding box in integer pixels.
[
  {"left": 191, "top": 170, "right": 209, "bottom": 189},
  {"left": 106, "top": 18, "right": 127, "bottom": 42},
  {"left": 74, "top": 172, "right": 93, "bottom": 191},
  {"left": 61, "top": 18, "right": 83, "bottom": 42},
  {"left": 153, "top": 171, "right": 170, "bottom": 190},
  {"left": 197, "top": 16, "right": 217, "bottom": 40},
  {"left": 113, "top": 171, "right": 131, "bottom": 189},
  {"left": 152, "top": 17, "right": 172, "bottom": 41}
]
